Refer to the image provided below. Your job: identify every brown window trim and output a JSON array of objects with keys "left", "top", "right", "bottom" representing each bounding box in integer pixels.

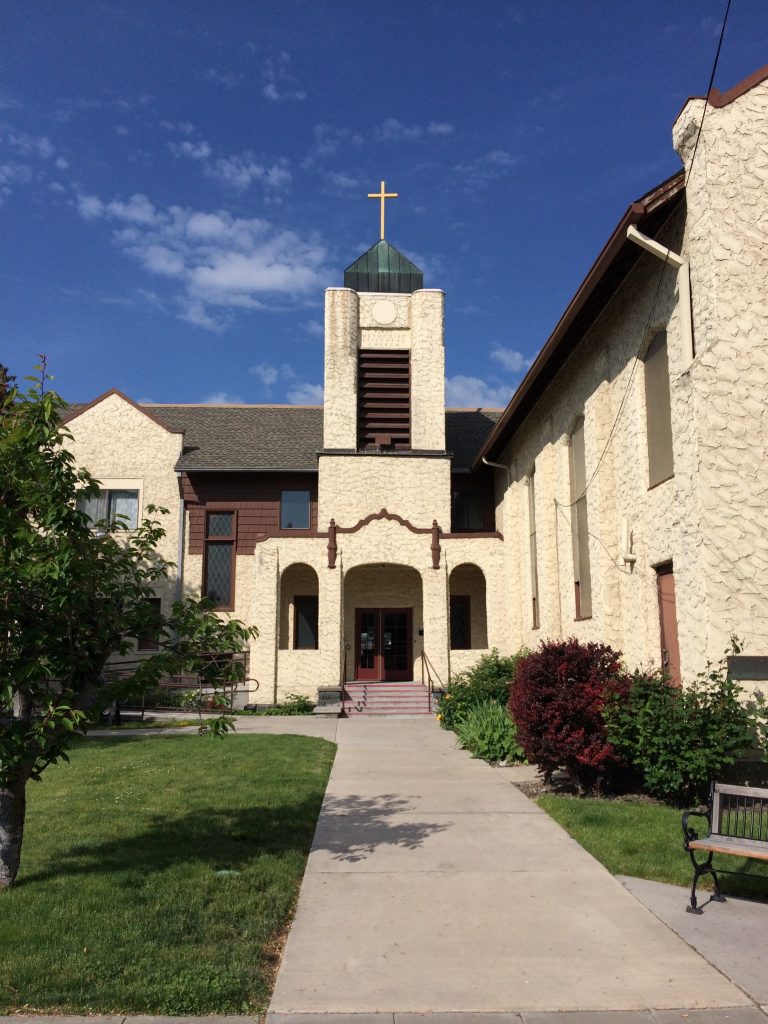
[{"left": 203, "top": 510, "right": 237, "bottom": 611}]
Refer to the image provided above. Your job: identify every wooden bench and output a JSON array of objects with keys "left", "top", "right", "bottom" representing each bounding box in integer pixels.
[{"left": 682, "top": 782, "right": 768, "bottom": 913}]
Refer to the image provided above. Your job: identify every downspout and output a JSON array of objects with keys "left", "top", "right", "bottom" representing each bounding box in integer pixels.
[
  {"left": 626, "top": 225, "right": 694, "bottom": 365},
  {"left": 175, "top": 472, "right": 185, "bottom": 602},
  {"left": 481, "top": 455, "right": 511, "bottom": 488},
  {"left": 273, "top": 551, "right": 280, "bottom": 706}
]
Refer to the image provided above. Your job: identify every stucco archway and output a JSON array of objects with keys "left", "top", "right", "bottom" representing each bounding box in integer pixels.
[
  {"left": 448, "top": 563, "right": 488, "bottom": 650},
  {"left": 279, "top": 562, "right": 319, "bottom": 650},
  {"left": 343, "top": 564, "right": 423, "bottom": 681}
]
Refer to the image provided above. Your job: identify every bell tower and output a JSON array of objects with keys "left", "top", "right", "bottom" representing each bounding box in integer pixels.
[{"left": 318, "top": 182, "right": 449, "bottom": 528}]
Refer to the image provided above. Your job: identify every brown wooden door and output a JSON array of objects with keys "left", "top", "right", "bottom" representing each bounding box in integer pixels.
[
  {"left": 656, "top": 563, "right": 681, "bottom": 686},
  {"left": 355, "top": 608, "right": 412, "bottom": 681}
]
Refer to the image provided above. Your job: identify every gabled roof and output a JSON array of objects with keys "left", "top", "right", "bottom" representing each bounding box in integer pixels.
[
  {"left": 474, "top": 170, "right": 685, "bottom": 468},
  {"left": 61, "top": 402, "right": 501, "bottom": 473},
  {"left": 61, "top": 388, "right": 184, "bottom": 434}
]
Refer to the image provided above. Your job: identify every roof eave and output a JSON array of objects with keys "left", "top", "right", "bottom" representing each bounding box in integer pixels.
[{"left": 473, "top": 170, "right": 685, "bottom": 470}]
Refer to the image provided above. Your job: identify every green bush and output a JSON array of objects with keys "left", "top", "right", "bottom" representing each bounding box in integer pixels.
[
  {"left": 136, "top": 687, "right": 185, "bottom": 708},
  {"left": 454, "top": 701, "right": 526, "bottom": 764},
  {"left": 437, "top": 648, "right": 525, "bottom": 730},
  {"left": 258, "top": 692, "right": 316, "bottom": 716},
  {"left": 605, "top": 655, "right": 756, "bottom": 805}
]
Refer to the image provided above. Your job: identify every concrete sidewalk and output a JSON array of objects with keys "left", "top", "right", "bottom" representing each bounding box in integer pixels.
[
  {"left": 620, "top": 876, "right": 768, "bottom": 1008},
  {"left": 269, "top": 718, "right": 752, "bottom": 1016}
]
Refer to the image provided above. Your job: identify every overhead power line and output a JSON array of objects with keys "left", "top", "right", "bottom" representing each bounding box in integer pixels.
[{"left": 554, "top": 0, "right": 732, "bottom": 510}]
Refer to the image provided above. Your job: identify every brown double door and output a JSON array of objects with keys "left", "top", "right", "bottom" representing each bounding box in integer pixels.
[{"left": 355, "top": 608, "right": 412, "bottom": 681}]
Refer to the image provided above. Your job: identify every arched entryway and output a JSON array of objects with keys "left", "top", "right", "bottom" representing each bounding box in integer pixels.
[
  {"left": 279, "top": 563, "right": 319, "bottom": 650},
  {"left": 343, "top": 564, "right": 423, "bottom": 682},
  {"left": 448, "top": 563, "right": 488, "bottom": 650}
]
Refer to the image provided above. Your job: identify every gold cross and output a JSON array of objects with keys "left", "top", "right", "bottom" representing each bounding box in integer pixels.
[{"left": 368, "top": 180, "right": 398, "bottom": 240}]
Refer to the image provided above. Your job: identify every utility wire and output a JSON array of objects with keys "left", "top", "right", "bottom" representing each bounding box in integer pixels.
[{"left": 554, "top": 0, "right": 732, "bottom": 510}]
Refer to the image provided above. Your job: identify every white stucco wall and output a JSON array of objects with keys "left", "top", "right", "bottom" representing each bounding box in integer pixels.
[
  {"left": 65, "top": 394, "right": 184, "bottom": 658},
  {"left": 318, "top": 454, "right": 451, "bottom": 528},
  {"left": 322, "top": 287, "right": 446, "bottom": 453},
  {"left": 672, "top": 79, "right": 768, "bottom": 672},
  {"left": 488, "top": 78, "right": 768, "bottom": 683}
]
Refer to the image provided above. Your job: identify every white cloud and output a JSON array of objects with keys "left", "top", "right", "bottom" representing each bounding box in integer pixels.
[
  {"left": 159, "top": 120, "right": 196, "bottom": 134},
  {"left": 169, "top": 139, "right": 212, "bottom": 160},
  {"left": 262, "top": 52, "right": 306, "bottom": 102},
  {"left": 0, "top": 125, "right": 60, "bottom": 201},
  {"left": 304, "top": 124, "right": 364, "bottom": 167},
  {"left": 445, "top": 375, "right": 512, "bottom": 408},
  {"left": 77, "top": 191, "right": 330, "bottom": 330},
  {"left": 167, "top": 135, "right": 291, "bottom": 193},
  {"left": 250, "top": 363, "right": 280, "bottom": 387},
  {"left": 116, "top": 125, "right": 130, "bottom": 136},
  {"left": 489, "top": 346, "right": 533, "bottom": 374},
  {"left": 453, "top": 149, "right": 520, "bottom": 188},
  {"left": 205, "top": 67, "right": 243, "bottom": 89},
  {"left": 202, "top": 390, "right": 244, "bottom": 404},
  {"left": 427, "top": 121, "right": 454, "bottom": 136},
  {"left": 207, "top": 153, "right": 291, "bottom": 191},
  {"left": 376, "top": 118, "right": 423, "bottom": 142},
  {"left": 287, "top": 382, "right": 324, "bottom": 404},
  {"left": 0, "top": 162, "right": 33, "bottom": 201},
  {"left": 303, "top": 319, "right": 324, "bottom": 338},
  {"left": 319, "top": 169, "right": 360, "bottom": 194},
  {"left": 0, "top": 127, "right": 56, "bottom": 160},
  {"left": 77, "top": 193, "right": 105, "bottom": 219},
  {"left": 374, "top": 119, "right": 455, "bottom": 143}
]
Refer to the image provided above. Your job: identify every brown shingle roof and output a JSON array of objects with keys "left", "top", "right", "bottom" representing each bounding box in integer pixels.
[
  {"left": 144, "top": 404, "right": 324, "bottom": 471},
  {"left": 63, "top": 399, "right": 501, "bottom": 472}
]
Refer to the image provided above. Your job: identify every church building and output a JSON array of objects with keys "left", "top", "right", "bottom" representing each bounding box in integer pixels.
[{"left": 64, "top": 66, "right": 768, "bottom": 710}]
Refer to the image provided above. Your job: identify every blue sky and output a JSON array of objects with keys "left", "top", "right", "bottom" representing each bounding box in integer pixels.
[{"left": 2, "top": 1, "right": 766, "bottom": 407}]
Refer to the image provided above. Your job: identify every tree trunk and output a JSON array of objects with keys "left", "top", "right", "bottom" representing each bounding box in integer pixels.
[{"left": 0, "top": 775, "right": 28, "bottom": 889}]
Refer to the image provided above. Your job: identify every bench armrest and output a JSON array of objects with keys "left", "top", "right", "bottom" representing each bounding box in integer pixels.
[{"left": 682, "top": 808, "right": 711, "bottom": 850}]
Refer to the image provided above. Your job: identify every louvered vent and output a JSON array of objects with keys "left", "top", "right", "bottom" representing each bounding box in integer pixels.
[{"left": 357, "top": 349, "right": 411, "bottom": 450}]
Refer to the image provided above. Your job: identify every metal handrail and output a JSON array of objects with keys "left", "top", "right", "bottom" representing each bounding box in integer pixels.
[{"left": 420, "top": 650, "right": 443, "bottom": 711}]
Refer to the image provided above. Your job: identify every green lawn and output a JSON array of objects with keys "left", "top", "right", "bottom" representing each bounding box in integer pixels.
[
  {"left": 539, "top": 794, "right": 768, "bottom": 898},
  {"left": 0, "top": 733, "right": 335, "bottom": 1015}
]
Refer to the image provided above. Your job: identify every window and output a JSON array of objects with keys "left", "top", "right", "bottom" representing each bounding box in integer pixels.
[
  {"left": 528, "top": 466, "right": 540, "bottom": 629},
  {"left": 569, "top": 415, "right": 592, "bottom": 619},
  {"left": 204, "top": 511, "right": 235, "bottom": 608},
  {"left": 450, "top": 595, "right": 471, "bottom": 650},
  {"left": 138, "top": 597, "right": 162, "bottom": 651},
  {"left": 451, "top": 489, "right": 485, "bottom": 532},
  {"left": 77, "top": 488, "right": 139, "bottom": 529},
  {"left": 281, "top": 491, "right": 310, "bottom": 530},
  {"left": 644, "top": 330, "right": 674, "bottom": 487},
  {"left": 357, "top": 349, "right": 411, "bottom": 450},
  {"left": 294, "top": 595, "right": 319, "bottom": 649}
]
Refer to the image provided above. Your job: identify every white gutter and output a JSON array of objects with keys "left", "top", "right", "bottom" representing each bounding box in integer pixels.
[
  {"left": 626, "top": 225, "right": 694, "bottom": 366},
  {"left": 481, "top": 455, "right": 511, "bottom": 488}
]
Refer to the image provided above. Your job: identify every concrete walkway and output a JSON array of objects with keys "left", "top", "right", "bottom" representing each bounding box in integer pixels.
[
  {"left": 620, "top": 876, "right": 768, "bottom": 1009},
  {"left": 269, "top": 718, "right": 752, "bottom": 1016}
]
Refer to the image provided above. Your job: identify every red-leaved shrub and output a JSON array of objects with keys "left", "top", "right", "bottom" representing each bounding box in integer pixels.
[{"left": 508, "top": 638, "right": 631, "bottom": 793}]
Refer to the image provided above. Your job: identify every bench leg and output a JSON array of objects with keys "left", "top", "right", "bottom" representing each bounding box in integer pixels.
[
  {"left": 711, "top": 866, "right": 727, "bottom": 903},
  {"left": 686, "top": 851, "right": 725, "bottom": 914}
]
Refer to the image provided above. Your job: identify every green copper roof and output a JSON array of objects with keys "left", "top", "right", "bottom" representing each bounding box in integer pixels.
[{"left": 344, "top": 240, "right": 424, "bottom": 293}]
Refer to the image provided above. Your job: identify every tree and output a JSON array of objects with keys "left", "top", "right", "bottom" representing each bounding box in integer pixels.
[{"left": 0, "top": 365, "right": 257, "bottom": 888}]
